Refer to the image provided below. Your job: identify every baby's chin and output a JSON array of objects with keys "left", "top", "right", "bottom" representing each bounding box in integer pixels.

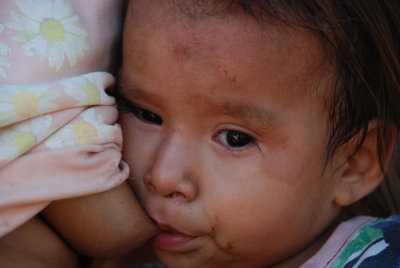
[{"left": 153, "top": 243, "right": 244, "bottom": 268}]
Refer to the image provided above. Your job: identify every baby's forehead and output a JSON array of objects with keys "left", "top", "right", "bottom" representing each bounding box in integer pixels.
[
  {"left": 128, "top": 0, "right": 233, "bottom": 19},
  {"left": 126, "top": 0, "right": 335, "bottom": 99},
  {"left": 173, "top": 0, "right": 232, "bottom": 18},
  {"left": 128, "top": 0, "right": 326, "bottom": 62}
]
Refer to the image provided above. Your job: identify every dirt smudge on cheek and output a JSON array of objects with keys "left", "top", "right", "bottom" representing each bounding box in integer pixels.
[
  {"left": 210, "top": 215, "right": 220, "bottom": 235},
  {"left": 211, "top": 216, "right": 236, "bottom": 253}
]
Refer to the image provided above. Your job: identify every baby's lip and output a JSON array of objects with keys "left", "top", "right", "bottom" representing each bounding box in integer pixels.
[
  {"left": 151, "top": 220, "right": 201, "bottom": 251},
  {"left": 152, "top": 217, "right": 197, "bottom": 236},
  {"left": 156, "top": 221, "right": 191, "bottom": 235},
  {"left": 157, "top": 222, "right": 178, "bottom": 232},
  {"left": 148, "top": 213, "right": 198, "bottom": 236}
]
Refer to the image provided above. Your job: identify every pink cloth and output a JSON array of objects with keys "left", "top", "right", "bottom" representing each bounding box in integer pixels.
[
  {"left": 0, "top": 0, "right": 128, "bottom": 236},
  {"left": 300, "top": 216, "right": 376, "bottom": 268}
]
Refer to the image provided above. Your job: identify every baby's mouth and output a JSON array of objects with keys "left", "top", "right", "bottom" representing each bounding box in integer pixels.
[{"left": 152, "top": 222, "right": 200, "bottom": 252}]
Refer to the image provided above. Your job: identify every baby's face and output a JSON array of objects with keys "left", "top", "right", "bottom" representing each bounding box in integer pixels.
[{"left": 119, "top": 1, "right": 345, "bottom": 267}]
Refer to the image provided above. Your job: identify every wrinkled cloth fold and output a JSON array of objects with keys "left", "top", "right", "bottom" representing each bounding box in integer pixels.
[{"left": 0, "top": 0, "right": 127, "bottom": 236}]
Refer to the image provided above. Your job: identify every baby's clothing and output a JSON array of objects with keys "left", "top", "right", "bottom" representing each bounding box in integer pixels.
[
  {"left": 302, "top": 215, "right": 400, "bottom": 267},
  {"left": 0, "top": 0, "right": 128, "bottom": 236}
]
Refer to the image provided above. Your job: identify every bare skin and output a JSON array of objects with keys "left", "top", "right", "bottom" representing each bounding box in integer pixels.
[
  {"left": 41, "top": 181, "right": 159, "bottom": 258},
  {"left": 0, "top": 217, "right": 79, "bottom": 268},
  {"left": 0, "top": 181, "right": 159, "bottom": 267}
]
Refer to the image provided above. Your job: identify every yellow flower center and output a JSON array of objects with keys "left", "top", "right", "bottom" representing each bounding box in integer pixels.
[
  {"left": 15, "top": 132, "right": 36, "bottom": 154},
  {"left": 13, "top": 92, "right": 40, "bottom": 117},
  {"left": 40, "top": 18, "right": 66, "bottom": 42},
  {"left": 84, "top": 82, "right": 100, "bottom": 104},
  {"left": 72, "top": 120, "right": 98, "bottom": 144}
]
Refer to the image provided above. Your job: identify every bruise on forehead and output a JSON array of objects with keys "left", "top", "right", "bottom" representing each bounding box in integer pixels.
[
  {"left": 172, "top": 0, "right": 233, "bottom": 19},
  {"left": 169, "top": 25, "right": 222, "bottom": 66},
  {"left": 169, "top": 1, "right": 240, "bottom": 64},
  {"left": 170, "top": 35, "right": 223, "bottom": 65},
  {"left": 171, "top": 38, "right": 201, "bottom": 63},
  {"left": 128, "top": 0, "right": 235, "bottom": 21},
  {"left": 172, "top": 42, "right": 191, "bottom": 63},
  {"left": 127, "top": 0, "right": 225, "bottom": 64}
]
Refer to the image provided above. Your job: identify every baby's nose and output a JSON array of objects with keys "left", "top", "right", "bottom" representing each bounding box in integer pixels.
[{"left": 143, "top": 133, "right": 198, "bottom": 202}]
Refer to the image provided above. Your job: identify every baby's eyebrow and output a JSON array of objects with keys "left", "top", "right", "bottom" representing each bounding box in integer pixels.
[
  {"left": 117, "top": 79, "right": 276, "bottom": 127},
  {"left": 219, "top": 101, "right": 277, "bottom": 128},
  {"left": 117, "top": 83, "right": 163, "bottom": 107}
]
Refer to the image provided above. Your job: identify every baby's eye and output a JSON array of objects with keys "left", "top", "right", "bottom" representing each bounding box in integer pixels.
[
  {"left": 216, "top": 129, "right": 254, "bottom": 150},
  {"left": 136, "top": 107, "right": 163, "bottom": 125},
  {"left": 119, "top": 100, "right": 163, "bottom": 125}
]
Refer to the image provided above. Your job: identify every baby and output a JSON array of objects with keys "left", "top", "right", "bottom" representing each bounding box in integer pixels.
[{"left": 117, "top": 0, "right": 400, "bottom": 267}]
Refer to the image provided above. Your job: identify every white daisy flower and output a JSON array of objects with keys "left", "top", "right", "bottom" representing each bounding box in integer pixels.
[
  {"left": 46, "top": 108, "right": 116, "bottom": 149},
  {"left": 6, "top": 0, "right": 89, "bottom": 71},
  {"left": 0, "top": 115, "right": 52, "bottom": 161},
  {"left": 0, "top": 84, "right": 60, "bottom": 127},
  {"left": 63, "top": 73, "right": 115, "bottom": 106},
  {"left": 0, "top": 24, "right": 11, "bottom": 78}
]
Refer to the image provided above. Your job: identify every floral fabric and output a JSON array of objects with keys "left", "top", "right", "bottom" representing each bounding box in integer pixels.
[{"left": 0, "top": 0, "right": 128, "bottom": 236}]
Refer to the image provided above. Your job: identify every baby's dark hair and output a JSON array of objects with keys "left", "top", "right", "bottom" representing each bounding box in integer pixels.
[
  {"left": 172, "top": 0, "right": 400, "bottom": 216},
  {"left": 236, "top": 1, "right": 400, "bottom": 165}
]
